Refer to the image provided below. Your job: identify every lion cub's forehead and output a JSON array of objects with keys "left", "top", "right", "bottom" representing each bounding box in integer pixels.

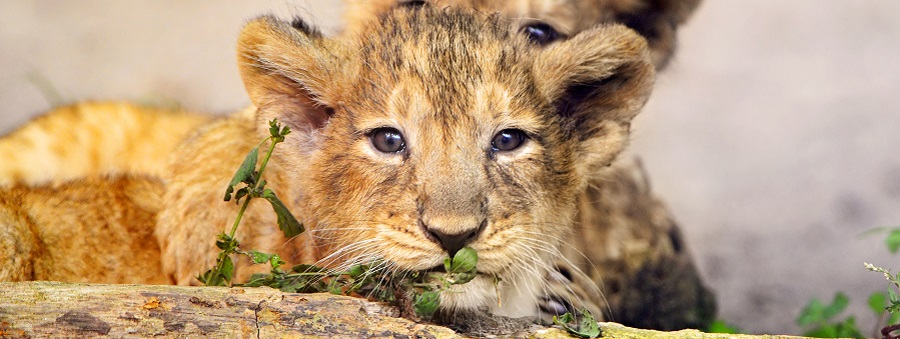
[{"left": 348, "top": 9, "right": 545, "bottom": 128}]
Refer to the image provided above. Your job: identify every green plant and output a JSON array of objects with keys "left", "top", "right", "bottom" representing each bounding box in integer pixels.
[
  {"left": 796, "top": 292, "right": 864, "bottom": 338},
  {"left": 790, "top": 227, "right": 900, "bottom": 338},
  {"left": 196, "top": 118, "right": 301, "bottom": 287},
  {"left": 706, "top": 319, "right": 740, "bottom": 334},
  {"left": 865, "top": 260, "right": 900, "bottom": 338},
  {"left": 196, "top": 119, "right": 480, "bottom": 319},
  {"left": 553, "top": 309, "right": 601, "bottom": 338}
]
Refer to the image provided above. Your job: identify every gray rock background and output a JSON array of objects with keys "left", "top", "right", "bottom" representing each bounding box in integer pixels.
[{"left": 1, "top": 0, "right": 898, "bottom": 335}]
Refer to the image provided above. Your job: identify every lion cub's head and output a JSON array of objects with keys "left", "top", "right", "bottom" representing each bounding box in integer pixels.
[
  {"left": 345, "top": 0, "right": 701, "bottom": 69},
  {"left": 237, "top": 8, "right": 653, "bottom": 317}
]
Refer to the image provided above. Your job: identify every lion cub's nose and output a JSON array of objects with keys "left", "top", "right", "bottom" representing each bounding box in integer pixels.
[{"left": 421, "top": 220, "right": 485, "bottom": 256}]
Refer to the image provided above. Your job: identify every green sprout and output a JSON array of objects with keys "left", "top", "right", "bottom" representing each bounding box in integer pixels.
[
  {"left": 197, "top": 118, "right": 300, "bottom": 286},
  {"left": 553, "top": 309, "right": 601, "bottom": 338}
]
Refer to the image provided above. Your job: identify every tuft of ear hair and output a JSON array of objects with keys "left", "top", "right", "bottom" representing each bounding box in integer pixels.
[
  {"left": 236, "top": 16, "right": 342, "bottom": 137},
  {"left": 533, "top": 23, "right": 655, "bottom": 179}
]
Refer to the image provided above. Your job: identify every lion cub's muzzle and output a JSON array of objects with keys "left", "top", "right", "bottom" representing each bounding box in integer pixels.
[{"left": 418, "top": 217, "right": 486, "bottom": 257}]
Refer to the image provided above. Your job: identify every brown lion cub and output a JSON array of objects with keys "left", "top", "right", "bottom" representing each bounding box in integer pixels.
[
  {"left": 157, "top": 7, "right": 653, "bottom": 318},
  {"left": 345, "top": 0, "right": 701, "bottom": 69}
]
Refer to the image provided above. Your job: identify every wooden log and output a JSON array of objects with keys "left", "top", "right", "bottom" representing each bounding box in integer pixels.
[{"left": 0, "top": 281, "right": 808, "bottom": 338}]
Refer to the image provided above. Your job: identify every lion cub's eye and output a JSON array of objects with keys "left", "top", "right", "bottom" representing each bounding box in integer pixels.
[
  {"left": 370, "top": 127, "right": 406, "bottom": 154},
  {"left": 399, "top": 0, "right": 427, "bottom": 8},
  {"left": 520, "top": 22, "right": 561, "bottom": 45},
  {"left": 491, "top": 129, "right": 527, "bottom": 152}
]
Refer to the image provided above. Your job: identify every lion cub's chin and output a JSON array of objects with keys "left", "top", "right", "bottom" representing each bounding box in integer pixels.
[{"left": 436, "top": 272, "right": 544, "bottom": 319}]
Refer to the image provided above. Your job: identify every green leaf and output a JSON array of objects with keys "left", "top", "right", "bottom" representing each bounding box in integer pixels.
[
  {"left": 887, "top": 228, "right": 900, "bottom": 254},
  {"left": 268, "top": 254, "right": 285, "bottom": 270},
  {"left": 261, "top": 189, "right": 305, "bottom": 238},
  {"left": 797, "top": 298, "right": 826, "bottom": 326},
  {"left": 553, "top": 309, "right": 601, "bottom": 338},
  {"left": 234, "top": 187, "right": 250, "bottom": 205},
  {"left": 869, "top": 292, "right": 888, "bottom": 315},
  {"left": 220, "top": 255, "right": 235, "bottom": 284},
  {"left": 280, "top": 125, "right": 291, "bottom": 136},
  {"left": 242, "top": 273, "right": 273, "bottom": 287},
  {"left": 346, "top": 265, "right": 367, "bottom": 279},
  {"left": 225, "top": 148, "right": 259, "bottom": 201},
  {"left": 215, "top": 233, "right": 237, "bottom": 251},
  {"left": 269, "top": 120, "right": 280, "bottom": 139},
  {"left": 706, "top": 320, "right": 740, "bottom": 334},
  {"left": 442, "top": 257, "right": 452, "bottom": 272},
  {"left": 449, "top": 247, "right": 477, "bottom": 273},
  {"left": 247, "top": 250, "right": 272, "bottom": 264},
  {"left": 446, "top": 272, "right": 476, "bottom": 285},
  {"left": 414, "top": 290, "right": 441, "bottom": 319},
  {"left": 834, "top": 316, "right": 863, "bottom": 338},
  {"left": 291, "top": 264, "right": 325, "bottom": 273},
  {"left": 822, "top": 292, "right": 850, "bottom": 320},
  {"left": 576, "top": 310, "right": 601, "bottom": 338}
]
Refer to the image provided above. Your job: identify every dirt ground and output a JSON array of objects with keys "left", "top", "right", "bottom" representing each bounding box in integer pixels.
[{"left": 2, "top": 1, "right": 899, "bottom": 335}]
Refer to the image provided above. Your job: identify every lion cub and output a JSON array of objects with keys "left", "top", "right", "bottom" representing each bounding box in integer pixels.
[
  {"left": 151, "top": 7, "right": 654, "bottom": 318},
  {"left": 345, "top": 0, "right": 701, "bottom": 69}
]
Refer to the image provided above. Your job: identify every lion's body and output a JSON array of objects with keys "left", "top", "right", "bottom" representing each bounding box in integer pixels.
[
  {"left": 0, "top": 175, "right": 169, "bottom": 284},
  {"left": 0, "top": 102, "right": 210, "bottom": 186}
]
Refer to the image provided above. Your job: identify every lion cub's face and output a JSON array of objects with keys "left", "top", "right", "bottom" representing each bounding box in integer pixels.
[{"left": 238, "top": 8, "right": 653, "bottom": 316}]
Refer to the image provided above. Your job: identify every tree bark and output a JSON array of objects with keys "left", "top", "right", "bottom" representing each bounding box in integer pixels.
[{"left": 0, "top": 281, "right": 807, "bottom": 338}]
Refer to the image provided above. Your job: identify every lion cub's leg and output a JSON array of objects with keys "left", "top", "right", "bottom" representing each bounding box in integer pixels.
[{"left": 0, "top": 175, "right": 171, "bottom": 284}]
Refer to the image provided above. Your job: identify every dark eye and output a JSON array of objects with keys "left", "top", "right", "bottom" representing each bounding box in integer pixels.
[
  {"left": 399, "top": 0, "right": 427, "bottom": 8},
  {"left": 491, "top": 129, "right": 527, "bottom": 152},
  {"left": 370, "top": 127, "right": 406, "bottom": 154},
  {"left": 521, "top": 22, "right": 561, "bottom": 45}
]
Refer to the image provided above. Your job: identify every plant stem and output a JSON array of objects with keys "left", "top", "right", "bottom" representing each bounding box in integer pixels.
[
  {"left": 228, "top": 197, "right": 253, "bottom": 239},
  {"left": 255, "top": 139, "right": 279, "bottom": 188}
]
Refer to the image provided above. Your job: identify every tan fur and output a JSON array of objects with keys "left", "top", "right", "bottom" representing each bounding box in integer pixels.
[
  {"left": 153, "top": 9, "right": 654, "bottom": 318},
  {"left": 0, "top": 175, "right": 169, "bottom": 284},
  {"left": 0, "top": 101, "right": 211, "bottom": 187},
  {"left": 344, "top": 0, "right": 701, "bottom": 69}
]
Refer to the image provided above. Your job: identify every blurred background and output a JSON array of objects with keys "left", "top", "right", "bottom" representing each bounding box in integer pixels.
[{"left": 2, "top": 1, "right": 899, "bottom": 335}]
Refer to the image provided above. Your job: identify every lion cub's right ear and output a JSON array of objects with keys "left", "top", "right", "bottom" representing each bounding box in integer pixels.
[
  {"left": 237, "top": 16, "right": 349, "bottom": 146},
  {"left": 533, "top": 24, "right": 656, "bottom": 181}
]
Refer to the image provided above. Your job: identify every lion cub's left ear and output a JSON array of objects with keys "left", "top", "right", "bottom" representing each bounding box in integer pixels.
[
  {"left": 236, "top": 16, "right": 349, "bottom": 150},
  {"left": 533, "top": 24, "right": 655, "bottom": 179}
]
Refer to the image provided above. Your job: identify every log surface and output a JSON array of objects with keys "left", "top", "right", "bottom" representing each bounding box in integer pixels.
[{"left": 0, "top": 282, "right": 812, "bottom": 338}]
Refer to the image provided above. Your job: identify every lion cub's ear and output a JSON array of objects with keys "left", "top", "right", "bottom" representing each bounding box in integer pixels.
[
  {"left": 533, "top": 24, "right": 655, "bottom": 179},
  {"left": 237, "top": 16, "right": 348, "bottom": 146}
]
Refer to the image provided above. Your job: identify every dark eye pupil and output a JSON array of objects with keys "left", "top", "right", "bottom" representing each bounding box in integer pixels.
[
  {"left": 371, "top": 128, "right": 405, "bottom": 153},
  {"left": 522, "top": 22, "right": 560, "bottom": 45},
  {"left": 492, "top": 129, "right": 526, "bottom": 152}
]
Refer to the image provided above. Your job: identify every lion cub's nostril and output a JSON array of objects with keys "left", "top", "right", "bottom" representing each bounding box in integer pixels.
[{"left": 421, "top": 220, "right": 485, "bottom": 256}]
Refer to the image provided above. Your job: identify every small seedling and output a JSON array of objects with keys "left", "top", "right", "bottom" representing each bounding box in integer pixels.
[
  {"left": 197, "top": 118, "right": 300, "bottom": 287},
  {"left": 553, "top": 308, "right": 601, "bottom": 338},
  {"left": 796, "top": 292, "right": 864, "bottom": 338}
]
